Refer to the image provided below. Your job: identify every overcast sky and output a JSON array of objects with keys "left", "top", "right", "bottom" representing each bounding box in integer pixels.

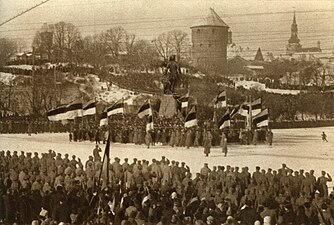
[{"left": 1, "top": 0, "right": 333, "bottom": 55}]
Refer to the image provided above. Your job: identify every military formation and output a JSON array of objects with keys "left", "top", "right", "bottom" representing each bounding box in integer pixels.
[{"left": 0, "top": 148, "right": 333, "bottom": 225}]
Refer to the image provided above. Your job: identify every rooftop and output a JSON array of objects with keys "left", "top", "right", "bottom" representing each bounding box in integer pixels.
[{"left": 191, "top": 8, "right": 229, "bottom": 28}]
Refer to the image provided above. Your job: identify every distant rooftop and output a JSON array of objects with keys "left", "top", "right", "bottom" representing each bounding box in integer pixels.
[{"left": 191, "top": 8, "right": 229, "bottom": 28}]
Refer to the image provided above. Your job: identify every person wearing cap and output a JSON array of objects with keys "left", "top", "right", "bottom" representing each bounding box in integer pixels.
[
  {"left": 200, "top": 163, "right": 211, "bottom": 180},
  {"left": 161, "top": 160, "right": 172, "bottom": 185},
  {"left": 252, "top": 166, "right": 261, "bottom": 185},
  {"left": 317, "top": 171, "right": 332, "bottom": 197},
  {"left": 151, "top": 159, "right": 162, "bottom": 183},
  {"left": 122, "top": 158, "right": 129, "bottom": 172},
  {"left": 93, "top": 144, "right": 102, "bottom": 162},
  {"left": 301, "top": 172, "right": 313, "bottom": 197},
  {"left": 179, "top": 162, "right": 189, "bottom": 181},
  {"left": 68, "top": 155, "right": 77, "bottom": 169}
]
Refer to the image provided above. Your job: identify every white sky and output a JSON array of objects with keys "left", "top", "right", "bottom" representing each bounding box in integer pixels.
[{"left": 0, "top": 0, "right": 334, "bottom": 54}]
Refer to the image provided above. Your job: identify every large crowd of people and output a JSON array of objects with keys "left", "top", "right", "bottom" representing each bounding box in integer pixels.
[{"left": 0, "top": 148, "right": 333, "bottom": 225}]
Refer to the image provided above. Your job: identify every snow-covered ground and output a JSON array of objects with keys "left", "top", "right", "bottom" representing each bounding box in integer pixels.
[
  {"left": 235, "top": 80, "right": 300, "bottom": 95},
  {"left": 69, "top": 74, "right": 151, "bottom": 104},
  {"left": 1, "top": 127, "right": 333, "bottom": 189},
  {"left": 5, "top": 65, "right": 33, "bottom": 70},
  {"left": 0, "top": 72, "right": 16, "bottom": 85}
]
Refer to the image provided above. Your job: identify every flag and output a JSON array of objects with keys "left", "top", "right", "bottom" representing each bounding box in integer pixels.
[
  {"left": 65, "top": 102, "right": 83, "bottom": 119},
  {"left": 138, "top": 101, "right": 152, "bottom": 118},
  {"left": 47, "top": 105, "right": 67, "bottom": 121},
  {"left": 146, "top": 115, "right": 154, "bottom": 132},
  {"left": 215, "top": 91, "right": 227, "bottom": 108},
  {"left": 99, "top": 111, "right": 108, "bottom": 127},
  {"left": 230, "top": 105, "right": 241, "bottom": 118},
  {"left": 218, "top": 110, "right": 231, "bottom": 129},
  {"left": 253, "top": 108, "right": 269, "bottom": 127},
  {"left": 83, "top": 100, "right": 96, "bottom": 116},
  {"left": 179, "top": 95, "right": 189, "bottom": 110},
  {"left": 101, "top": 131, "right": 111, "bottom": 189},
  {"left": 251, "top": 98, "right": 262, "bottom": 116},
  {"left": 107, "top": 99, "right": 124, "bottom": 116},
  {"left": 185, "top": 106, "right": 197, "bottom": 128},
  {"left": 239, "top": 103, "right": 250, "bottom": 117}
]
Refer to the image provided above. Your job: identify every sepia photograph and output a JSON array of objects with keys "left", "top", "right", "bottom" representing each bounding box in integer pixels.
[{"left": 0, "top": 0, "right": 334, "bottom": 224}]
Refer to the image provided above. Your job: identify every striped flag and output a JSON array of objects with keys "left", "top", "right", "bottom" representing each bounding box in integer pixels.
[
  {"left": 251, "top": 98, "right": 262, "bottom": 116},
  {"left": 238, "top": 103, "right": 250, "bottom": 117},
  {"left": 83, "top": 100, "right": 96, "bottom": 116},
  {"left": 138, "top": 101, "right": 152, "bottom": 119},
  {"left": 179, "top": 95, "right": 189, "bottom": 110},
  {"left": 101, "top": 131, "right": 111, "bottom": 189},
  {"left": 218, "top": 110, "right": 231, "bottom": 129},
  {"left": 252, "top": 108, "right": 269, "bottom": 127},
  {"left": 107, "top": 99, "right": 124, "bottom": 116},
  {"left": 47, "top": 105, "right": 67, "bottom": 121},
  {"left": 215, "top": 91, "right": 227, "bottom": 108},
  {"left": 99, "top": 111, "right": 108, "bottom": 127},
  {"left": 185, "top": 106, "right": 197, "bottom": 128},
  {"left": 146, "top": 115, "right": 154, "bottom": 132},
  {"left": 65, "top": 102, "right": 83, "bottom": 119}
]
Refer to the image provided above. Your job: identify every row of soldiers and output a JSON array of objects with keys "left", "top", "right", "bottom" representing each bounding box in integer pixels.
[{"left": 0, "top": 117, "right": 69, "bottom": 134}]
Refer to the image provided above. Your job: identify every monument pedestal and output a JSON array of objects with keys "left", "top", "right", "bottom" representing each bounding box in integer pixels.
[{"left": 159, "top": 94, "right": 178, "bottom": 118}]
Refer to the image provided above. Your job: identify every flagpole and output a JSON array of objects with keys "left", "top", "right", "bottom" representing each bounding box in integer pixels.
[
  {"left": 81, "top": 94, "right": 84, "bottom": 129},
  {"left": 149, "top": 99, "right": 154, "bottom": 130},
  {"left": 213, "top": 105, "right": 217, "bottom": 129},
  {"left": 97, "top": 131, "right": 110, "bottom": 189},
  {"left": 94, "top": 97, "right": 97, "bottom": 126},
  {"left": 249, "top": 95, "right": 252, "bottom": 130}
]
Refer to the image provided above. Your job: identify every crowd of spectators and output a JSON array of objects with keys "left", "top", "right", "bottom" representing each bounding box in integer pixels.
[{"left": 0, "top": 148, "right": 333, "bottom": 225}]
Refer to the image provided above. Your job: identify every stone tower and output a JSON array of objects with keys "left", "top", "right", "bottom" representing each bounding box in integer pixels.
[
  {"left": 286, "top": 11, "right": 302, "bottom": 54},
  {"left": 191, "top": 8, "right": 230, "bottom": 74}
]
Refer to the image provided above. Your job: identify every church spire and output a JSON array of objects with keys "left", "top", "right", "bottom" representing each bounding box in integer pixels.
[
  {"left": 286, "top": 11, "right": 302, "bottom": 54},
  {"left": 288, "top": 11, "right": 300, "bottom": 44}
]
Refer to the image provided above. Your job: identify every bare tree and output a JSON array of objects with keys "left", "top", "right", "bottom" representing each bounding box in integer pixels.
[
  {"left": 133, "top": 39, "right": 159, "bottom": 72},
  {"left": 82, "top": 34, "right": 107, "bottom": 67},
  {"left": 168, "top": 30, "right": 188, "bottom": 62},
  {"left": 101, "top": 26, "right": 126, "bottom": 60},
  {"left": 53, "top": 21, "right": 81, "bottom": 62},
  {"left": 124, "top": 32, "right": 136, "bottom": 56},
  {"left": 152, "top": 32, "right": 172, "bottom": 61}
]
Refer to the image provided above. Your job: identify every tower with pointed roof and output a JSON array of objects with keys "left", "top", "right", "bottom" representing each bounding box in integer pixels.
[
  {"left": 191, "top": 8, "right": 230, "bottom": 74},
  {"left": 286, "top": 11, "right": 302, "bottom": 54},
  {"left": 254, "top": 48, "right": 264, "bottom": 61}
]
